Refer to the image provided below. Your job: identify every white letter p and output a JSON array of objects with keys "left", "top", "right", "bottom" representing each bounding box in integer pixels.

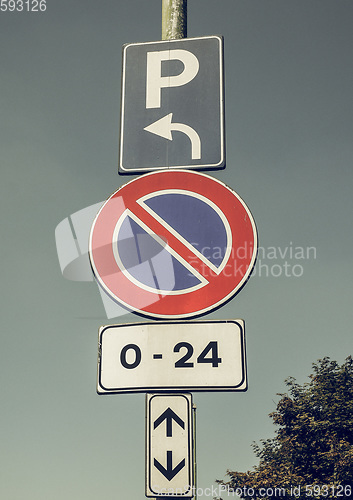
[{"left": 146, "top": 49, "right": 199, "bottom": 109}]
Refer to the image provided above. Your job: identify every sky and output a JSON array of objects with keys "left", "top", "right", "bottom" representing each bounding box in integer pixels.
[{"left": 1, "top": 0, "right": 353, "bottom": 498}]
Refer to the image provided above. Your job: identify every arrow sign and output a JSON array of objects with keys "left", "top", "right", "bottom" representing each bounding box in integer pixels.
[
  {"left": 119, "top": 36, "right": 225, "bottom": 173},
  {"left": 146, "top": 394, "right": 193, "bottom": 497},
  {"left": 154, "top": 451, "right": 185, "bottom": 481},
  {"left": 144, "top": 113, "right": 201, "bottom": 160},
  {"left": 154, "top": 408, "right": 185, "bottom": 437}
]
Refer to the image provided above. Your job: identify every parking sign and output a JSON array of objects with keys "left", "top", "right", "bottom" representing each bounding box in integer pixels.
[
  {"left": 119, "top": 36, "right": 225, "bottom": 173},
  {"left": 89, "top": 170, "right": 257, "bottom": 319}
]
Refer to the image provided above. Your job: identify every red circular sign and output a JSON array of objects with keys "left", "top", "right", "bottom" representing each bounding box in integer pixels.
[{"left": 89, "top": 170, "right": 257, "bottom": 319}]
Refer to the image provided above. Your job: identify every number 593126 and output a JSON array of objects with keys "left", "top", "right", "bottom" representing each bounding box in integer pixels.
[{"left": 1, "top": 0, "right": 47, "bottom": 12}]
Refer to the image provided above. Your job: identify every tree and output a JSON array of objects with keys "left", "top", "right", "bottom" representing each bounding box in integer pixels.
[{"left": 216, "top": 357, "right": 353, "bottom": 499}]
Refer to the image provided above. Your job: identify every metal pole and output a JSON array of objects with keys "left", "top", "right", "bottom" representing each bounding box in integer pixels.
[
  {"left": 162, "top": 0, "right": 187, "bottom": 40},
  {"left": 192, "top": 403, "right": 197, "bottom": 500},
  {"left": 152, "top": 5, "right": 189, "bottom": 499}
]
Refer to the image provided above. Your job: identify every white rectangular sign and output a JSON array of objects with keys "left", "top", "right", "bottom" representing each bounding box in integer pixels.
[
  {"left": 97, "top": 320, "right": 247, "bottom": 394},
  {"left": 146, "top": 393, "right": 193, "bottom": 498}
]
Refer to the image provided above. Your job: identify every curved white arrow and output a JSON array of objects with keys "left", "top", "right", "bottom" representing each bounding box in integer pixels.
[{"left": 144, "top": 113, "right": 201, "bottom": 160}]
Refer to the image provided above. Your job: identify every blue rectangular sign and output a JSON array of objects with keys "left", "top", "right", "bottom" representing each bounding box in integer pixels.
[{"left": 119, "top": 36, "right": 225, "bottom": 173}]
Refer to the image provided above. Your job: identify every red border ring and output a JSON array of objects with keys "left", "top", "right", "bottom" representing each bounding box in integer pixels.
[{"left": 89, "top": 170, "right": 257, "bottom": 319}]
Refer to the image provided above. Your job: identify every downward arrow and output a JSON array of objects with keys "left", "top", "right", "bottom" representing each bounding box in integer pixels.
[
  {"left": 154, "top": 451, "right": 185, "bottom": 481},
  {"left": 154, "top": 408, "right": 185, "bottom": 437},
  {"left": 144, "top": 113, "right": 201, "bottom": 160}
]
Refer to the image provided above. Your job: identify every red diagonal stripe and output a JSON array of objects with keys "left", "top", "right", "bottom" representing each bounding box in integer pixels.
[{"left": 130, "top": 200, "right": 216, "bottom": 280}]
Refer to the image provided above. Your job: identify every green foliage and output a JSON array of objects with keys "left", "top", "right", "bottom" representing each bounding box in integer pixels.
[{"left": 216, "top": 357, "right": 353, "bottom": 499}]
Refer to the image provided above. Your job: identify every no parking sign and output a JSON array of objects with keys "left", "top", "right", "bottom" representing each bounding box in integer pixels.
[{"left": 89, "top": 170, "right": 257, "bottom": 319}]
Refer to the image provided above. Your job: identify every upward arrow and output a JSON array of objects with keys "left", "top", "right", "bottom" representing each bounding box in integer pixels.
[{"left": 154, "top": 408, "right": 185, "bottom": 437}]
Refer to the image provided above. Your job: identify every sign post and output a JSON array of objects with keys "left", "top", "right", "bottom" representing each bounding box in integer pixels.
[
  {"left": 162, "top": 0, "right": 187, "bottom": 40},
  {"left": 119, "top": 36, "right": 225, "bottom": 173},
  {"left": 92, "top": 3, "right": 257, "bottom": 500},
  {"left": 146, "top": 393, "right": 194, "bottom": 498}
]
